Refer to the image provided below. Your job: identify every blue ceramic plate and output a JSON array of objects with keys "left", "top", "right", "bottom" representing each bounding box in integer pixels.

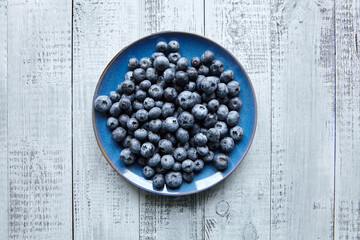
[{"left": 93, "top": 31, "right": 257, "bottom": 196}]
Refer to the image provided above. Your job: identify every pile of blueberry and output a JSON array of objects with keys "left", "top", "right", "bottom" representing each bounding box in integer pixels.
[{"left": 94, "top": 40, "right": 243, "bottom": 189}]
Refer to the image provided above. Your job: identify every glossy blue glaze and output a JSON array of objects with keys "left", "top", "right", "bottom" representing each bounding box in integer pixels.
[{"left": 93, "top": 32, "right": 257, "bottom": 196}]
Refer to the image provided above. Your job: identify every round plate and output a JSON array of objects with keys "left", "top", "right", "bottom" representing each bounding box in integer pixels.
[{"left": 93, "top": 31, "right": 257, "bottom": 196}]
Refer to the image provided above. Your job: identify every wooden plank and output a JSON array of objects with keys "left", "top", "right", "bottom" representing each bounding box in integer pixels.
[
  {"left": 72, "top": 1, "right": 141, "bottom": 239},
  {"left": 270, "top": 0, "right": 336, "bottom": 239},
  {"left": 7, "top": 0, "right": 72, "bottom": 239},
  {"left": 203, "top": 1, "right": 271, "bottom": 239},
  {"left": 138, "top": 1, "right": 205, "bottom": 239},
  {"left": 0, "top": 0, "right": 8, "bottom": 239},
  {"left": 334, "top": 0, "right": 360, "bottom": 239}
]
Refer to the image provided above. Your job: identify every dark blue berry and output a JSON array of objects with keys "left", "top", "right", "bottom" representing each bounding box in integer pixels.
[
  {"left": 158, "top": 139, "right": 173, "bottom": 154},
  {"left": 140, "top": 142, "right": 155, "bottom": 158},
  {"left": 227, "top": 81, "right": 240, "bottom": 97},
  {"left": 201, "top": 92, "right": 216, "bottom": 103},
  {"left": 133, "top": 68, "right": 146, "bottom": 82},
  {"left": 182, "top": 172, "right": 194, "bottom": 182},
  {"left": 107, "top": 117, "right": 119, "bottom": 130},
  {"left": 154, "top": 56, "right": 170, "bottom": 72},
  {"left": 137, "top": 157, "right": 147, "bottom": 166},
  {"left": 198, "top": 65, "right": 209, "bottom": 76},
  {"left": 220, "top": 70, "right": 234, "bottom": 83},
  {"left": 142, "top": 165, "right": 155, "bottom": 179},
  {"left": 176, "top": 128, "right": 189, "bottom": 144},
  {"left": 121, "top": 80, "right": 135, "bottom": 94},
  {"left": 128, "top": 57, "right": 139, "bottom": 70},
  {"left": 149, "top": 119, "right": 162, "bottom": 133},
  {"left": 112, "top": 127, "right": 126, "bottom": 142},
  {"left": 109, "top": 102, "right": 121, "bottom": 117},
  {"left": 94, "top": 95, "right": 112, "bottom": 112},
  {"left": 176, "top": 57, "right": 189, "bottom": 71},
  {"left": 201, "top": 76, "right": 218, "bottom": 94},
  {"left": 148, "top": 107, "right": 162, "bottom": 119},
  {"left": 163, "top": 68, "right": 175, "bottom": 84},
  {"left": 226, "top": 110, "right": 240, "bottom": 127},
  {"left": 203, "top": 151, "right": 214, "bottom": 163},
  {"left": 151, "top": 52, "right": 165, "bottom": 62},
  {"left": 130, "top": 138, "right": 141, "bottom": 154},
  {"left": 216, "top": 83, "right": 229, "bottom": 98},
  {"left": 120, "top": 148, "right": 136, "bottom": 165},
  {"left": 207, "top": 99, "right": 220, "bottom": 112},
  {"left": 172, "top": 162, "right": 182, "bottom": 171},
  {"left": 134, "top": 128, "right": 148, "bottom": 141},
  {"left": 191, "top": 57, "right": 201, "bottom": 68},
  {"left": 109, "top": 91, "right": 120, "bottom": 102},
  {"left": 177, "top": 91, "right": 195, "bottom": 110},
  {"left": 165, "top": 171, "right": 182, "bottom": 188},
  {"left": 187, "top": 148, "right": 198, "bottom": 160},
  {"left": 197, "top": 146, "right": 209, "bottom": 156},
  {"left": 167, "top": 40, "right": 180, "bottom": 52},
  {"left": 145, "top": 68, "right": 159, "bottom": 83},
  {"left": 148, "top": 153, "right": 161, "bottom": 167},
  {"left": 186, "top": 67, "right": 198, "bottom": 81},
  {"left": 184, "top": 81, "right": 196, "bottom": 92},
  {"left": 229, "top": 126, "right": 243, "bottom": 141},
  {"left": 203, "top": 113, "right": 218, "bottom": 128},
  {"left": 208, "top": 141, "right": 220, "bottom": 151},
  {"left": 124, "top": 71, "right": 134, "bottom": 82},
  {"left": 209, "top": 60, "right": 224, "bottom": 76},
  {"left": 215, "top": 121, "right": 228, "bottom": 138},
  {"left": 206, "top": 128, "right": 220, "bottom": 143},
  {"left": 148, "top": 131, "right": 161, "bottom": 144},
  {"left": 163, "top": 117, "right": 180, "bottom": 132},
  {"left": 156, "top": 165, "right": 168, "bottom": 175},
  {"left": 220, "top": 137, "right": 234, "bottom": 153},
  {"left": 164, "top": 87, "right": 178, "bottom": 102},
  {"left": 155, "top": 100, "right": 164, "bottom": 108},
  {"left": 132, "top": 100, "right": 144, "bottom": 111},
  {"left": 228, "top": 97, "right": 242, "bottom": 111},
  {"left": 174, "top": 71, "right": 189, "bottom": 85},
  {"left": 135, "top": 109, "right": 149, "bottom": 123},
  {"left": 168, "top": 52, "right": 181, "bottom": 64},
  {"left": 201, "top": 50, "right": 214, "bottom": 66},
  {"left": 148, "top": 85, "right": 163, "bottom": 100},
  {"left": 139, "top": 80, "right": 152, "bottom": 91},
  {"left": 127, "top": 117, "right": 139, "bottom": 131},
  {"left": 217, "top": 105, "right": 229, "bottom": 121},
  {"left": 119, "top": 97, "right": 131, "bottom": 110},
  {"left": 153, "top": 174, "right": 165, "bottom": 188},
  {"left": 194, "top": 133, "right": 208, "bottom": 146},
  {"left": 173, "top": 147, "right": 187, "bottom": 162},
  {"left": 162, "top": 102, "right": 176, "bottom": 118},
  {"left": 143, "top": 97, "right": 156, "bottom": 110},
  {"left": 182, "top": 159, "right": 195, "bottom": 173},
  {"left": 156, "top": 41, "right": 168, "bottom": 53},
  {"left": 194, "top": 159, "right": 205, "bottom": 172},
  {"left": 178, "top": 111, "right": 195, "bottom": 129},
  {"left": 140, "top": 57, "right": 152, "bottom": 70},
  {"left": 192, "top": 104, "right": 208, "bottom": 120},
  {"left": 161, "top": 155, "right": 175, "bottom": 170},
  {"left": 122, "top": 135, "right": 133, "bottom": 148},
  {"left": 214, "top": 153, "right": 229, "bottom": 171},
  {"left": 135, "top": 90, "right": 147, "bottom": 102}
]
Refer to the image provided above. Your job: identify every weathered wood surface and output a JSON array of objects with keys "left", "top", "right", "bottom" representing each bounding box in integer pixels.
[
  {"left": 0, "top": 0, "right": 8, "bottom": 239},
  {"left": 6, "top": 0, "right": 73, "bottom": 239},
  {"left": 2, "top": 0, "right": 360, "bottom": 239},
  {"left": 204, "top": 1, "right": 271, "bottom": 239},
  {"left": 334, "top": 0, "right": 360, "bottom": 239},
  {"left": 270, "top": 0, "right": 336, "bottom": 239}
]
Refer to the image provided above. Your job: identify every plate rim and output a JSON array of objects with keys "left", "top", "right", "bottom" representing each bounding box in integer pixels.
[{"left": 92, "top": 31, "right": 258, "bottom": 196}]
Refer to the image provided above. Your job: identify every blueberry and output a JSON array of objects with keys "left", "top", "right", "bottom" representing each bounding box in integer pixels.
[
  {"left": 120, "top": 148, "right": 136, "bottom": 165},
  {"left": 148, "top": 85, "right": 163, "bottom": 100},
  {"left": 121, "top": 80, "right": 136, "bottom": 94},
  {"left": 203, "top": 151, "right": 214, "bottom": 163},
  {"left": 173, "top": 147, "right": 187, "bottom": 161},
  {"left": 178, "top": 142, "right": 190, "bottom": 150},
  {"left": 216, "top": 83, "right": 229, "bottom": 98},
  {"left": 139, "top": 57, "right": 152, "bottom": 70},
  {"left": 165, "top": 171, "right": 182, "bottom": 188},
  {"left": 191, "top": 104, "right": 208, "bottom": 120},
  {"left": 124, "top": 71, "right": 134, "bottom": 82},
  {"left": 197, "top": 145, "right": 209, "bottom": 156},
  {"left": 161, "top": 155, "right": 175, "bottom": 169},
  {"left": 194, "top": 159, "right": 205, "bottom": 172},
  {"left": 217, "top": 105, "right": 229, "bottom": 121},
  {"left": 156, "top": 76, "right": 166, "bottom": 88},
  {"left": 176, "top": 57, "right": 189, "bottom": 71},
  {"left": 149, "top": 119, "right": 162, "bottom": 133},
  {"left": 155, "top": 100, "right": 164, "bottom": 108},
  {"left": 133, "top": 68, "right": 146, "bottom": 82},
  {"left": 162, "top": 102, "right": 176, "bottom": 118},
  {"left": 117, "top": 83, "right": 124, "bottom": 94},
  {"left": 182, "top": 172, "right": 194, "bottom": 182},
  {"left": 112, "top": 127, "right": 126, "bottom": 142},
  {"left": 167, "top": 52, "right": 181, "bottom": 64},
  {"left": 194, "top": 133, "right": 208, "bottom": 146},
  {"left": 130, "top": 138, "right": 141, "bottom": 154},
  {"left": 163, "top": 68, "right": 175, "bottom": 83},
  {"left": 107, "top": 117, "right": 119, "bottom": 130},
  {"left": 189, "top": 123, "right": 201, "bottom": 136},
  {"left": 142, "top": 165, "right": 155, "bottom": 179},
  {"left": 122, "top": 135, "right": 133, "bottom": 148},
  {"left": 218, "top": 96, "right": 230, "bottom": 105},
  {"left": 134, "top": 128, "right": 148, "bottom": 141},
  {"left": 146, "top": 68, "right": 159, "bottom": 83},
  {"left": 186, "top": 67, "right": 198, "bottom": 81},
  {"left": 141, "top": 122, "right": 150, "bottom": 131},
  {"left": 214, "top": 121, "right": 227, "bottom": 138},
  {"left": 137, "top": 157, "right": 147, "bottom": 167},
  {"left": 151, "top": 52, "right": 165, "bottom": 62},
  {"left": 94, "top": 95, "right": 112, "bottom": 112},
  {"left": 198, "top": 65, "right": 209, "bottom": 76},
  {"left": 220, "top": 70, "right": 234, "bottom": 83},
  {"left": 156, "top": 165, "right": 168, "bottom": 175},
  {"left": 172, "top": 162, "right": 182, "bottom": 171},
  {"left": 164, "top": 87, "right": 178, "bottom": 102},
  {"left": 174, "top": 71, "right": 189, "bottom": 85},
  {"left": 121, "top": 93, "right": 135, "bottom": 102},
  {"left": 201, "top": 92, "right": 216, "bottom": 103},
  {"left": 184, "top": 81, "right": 196, "bottom": 92},
  {"left": 158, "top": 139, "right": 173, "bottom": 154},
  {"left": 182, "top": 159, "right": 195, "bottom": 173},
  {"left": 200, "top": 127, "right": 208, "bottom": 135},
  {"left": 154, "top": 56, "right": 170, "bottom": 72},
  {"left": 208, "top": 141, "right": 220, "bottom": 151},
  {"left": 153, "top": 174, "right": 165, "bottom": 188},
  {"left": 227, "top": 81, "right": 240, "bottom": 97},
  {"left": 148, "top": 153, "right": 161, "bottom": 167},
  {"left": 156, "top": 41, "right": 168, "bottom": 53},
  {"left": 148, "top": 131, "right": 161, "bottom": 144},
  {"left": 214, "top": 153, "right": 229, "bottom": 171},
  {"left": 201, "top": 50, "right": 214, "bottom": 66},
  {"left": 201, "top": 76, "right": 218, "bottom": 94},
  {"left": 134, "top": 90, "right": 147, "bottom": 102},
  {"left": 207, "top": 99, "right": 220, "bottom": 112},
  {"left": 175, "top": 128, "right": 189, "bottom": 144},
  {"left": 206, "top": 128, "right": 220, "bottom": 143},
  {"left": 193, "top": 92, "right": 201, "bottom": 104},
  {"left": 229, "top": 126, "right": 243, "bottom": 141},
  {"left": 209, "top": 60, "right": 224, "bottom": 76},
  {"left": 167, "top": 40, "right": 180, "bottom": 52},
  {"left": 148, "top": 107, "right": 162, "bottom": 119},
  {"left": 143, "top": 97, "right": 156, "bottom": 110},
  {"left": 228, "top": 97, "right": 242, "bottom": 111},
  {"left": 191, "top": 57, "right": 201, "bottom": 68},
  {"left": 189, "top": 137, "right": 196, "bottom": 147},
  {"left": 203, "top": 113, "right": 218, "bottom": 128},
  {"left": 187, "top": 148, "right": 198, "bottom": 160},
  {"left": 196, "top": 75, "right": 205, "bottom": 91},
  {"left": 177, "top": 91, "right": 195, "bottom": 110},
  {"left": 132, "top": 100, "right": 144, "bottom": 111},
  {"left": 226, "top": 110, "right": 240, "bottom": 127},
  {"left": 128, "top": 57, "right": 139, "bottom": 70},
  {"left": 220, "top": 137, "right": 235, "bottom": 153},
  {"left": 169, "top": 63, "right": 176, "bottom": 70},
  {"left": 163, "top": 117, "right": 180, "bottom": 132},
  {"left": 178, "top": 111, "right": 195, "bottom": 129},
  {"left": 118, "top": 97, "right": 130, "bottom": 110},
  {"left": 127, "top": 117, "right": 139, "bottom": 131},
  {"left": 140, "top": 142, "right": 155, "bottom": 158},
  {"left": 139, "top": 79, "right": 151, "bottom": 91},
  {"left": 109, "top": 91, "right": 121, "bottom": 102},
  {"left": 135, "top": 109, "right": 149, "bottom": 123},
  {"left": 109, "top": 102, "right": 121, "bottom": 117}
]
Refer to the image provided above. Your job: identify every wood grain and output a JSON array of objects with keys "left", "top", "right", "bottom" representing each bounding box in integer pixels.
[
  {"left": 72, "top": 1, "right": 141, "bottom": 239},
  {"left": 7, "top": 0, "right": 72, "bottom": 239},
  {"left": 204, "top": 1, "right": 271, "bottom": 239},
  {"left": 334, "top": 0, "right": 360, "bottom": 239},
  {"left": 270, "top": 0, "right": 336, "bottom": 239},
  {"left": 0, "top": 0, "right": 8, "bottom": 239},
  {"left": 138, "top": 1, "right": 205, "bottom": 240}
]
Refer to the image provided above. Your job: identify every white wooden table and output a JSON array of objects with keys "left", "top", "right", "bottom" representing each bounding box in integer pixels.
[{"left": 1, "top": 0, "right": 359, "bottom": 239}]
